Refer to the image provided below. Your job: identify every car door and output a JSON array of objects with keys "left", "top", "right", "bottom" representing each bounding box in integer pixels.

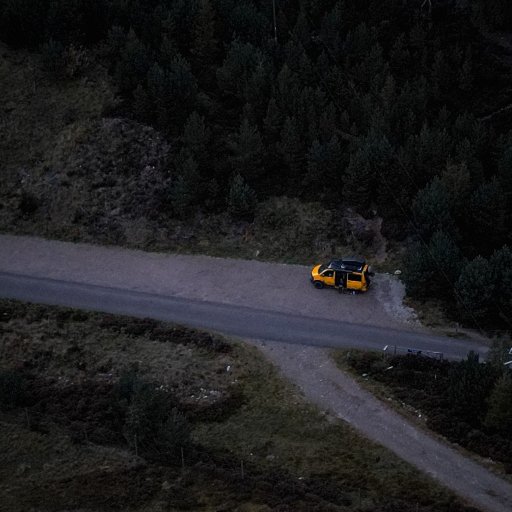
[
  {"left": 347, "top": 272, "right": 363, "bottom": 290},
  {"left": 321, "top": 269, "right": 335, "bottom": 287}
]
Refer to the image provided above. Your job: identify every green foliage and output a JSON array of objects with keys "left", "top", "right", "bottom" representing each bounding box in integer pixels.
[
  {"left": 279, "top": 116, "right": 304, "bottom": 184},
  {"left": 304, "top": 136, "right": 342, "bottom": 194},
  {"left": 447, "top": 352, "right": 498, "bottom": 424},
  {"left": 344, "top": 131, "right": 393, "bottom": 212},
  {"left": 115, "top": 29, "right": 151, "bottom": 94},
  {"left": 145, "top": 56, "right": 197, "bottom": 132},
  {"left": 18, "top": 190, "right": 39, "bottom": 216},
  {"left": 490, "top": 246, "right": 512, "bottom": 323},
  {"left": 227, "top": 173, "right": 257, "bottom": 220},
  {"left": 41, "top": 39, "right": 66, "bottom": 75},
  {"left": 216, "top": 39, "right": 269, "bottom": 105},
  {"left": 468, "top": 179, "right": 507, "bottom": 255},
  {"left": 168, "top": 150, "right": 200, "bottom": 218},
  {"left": 485, "top": 374, "right": 512, "bottom": 435},
  {"left": 455, "top": 256, "right": 495, "bottom": 323},
  {"left": 0, "top": 370, "right": 26, "bottom": 410},
  {"left": 123, "top": 382, "right": 190, "bottom": 464},
  {"left": 341, "top": 351, "right": 512, "bottom": 466},
  {"left": 182, "top": 111, "right": 211, "bottom": 169},
  {"left": 190, "top": 0, "right": 217, "bottom": 78},
  {"left": 449, "top": 246, "right": 512, "bottom": 326},
  {"left": 227, "top": 118, "right": 264, "bottom": 180},
  {"left": 412, "top": 177, "right": 455, "bottom": 239},
  {"left": 404, "top": 231, "right": 461, "bottom": 299}
]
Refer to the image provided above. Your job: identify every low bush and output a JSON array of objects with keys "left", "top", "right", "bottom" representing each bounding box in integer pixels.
[
  {"left": 0, "top": 370, "right": 27, "bottom": 410},
  {"left": 343, "top": 352, "right": 512, "bottom": 466},
  {"left": 18, "top": 191, "right": 39, "bottom": 216},
  {"left": 123, "top": 383, "right": 189, "bottom": 464}
]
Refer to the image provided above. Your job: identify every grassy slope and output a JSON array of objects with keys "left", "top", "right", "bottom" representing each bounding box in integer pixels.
[
  {"left": 0, "top": 42, "right": 382, "bottom": 265},
  {"left": 0, "top": 300, "right": 473, "bottom": 512}
]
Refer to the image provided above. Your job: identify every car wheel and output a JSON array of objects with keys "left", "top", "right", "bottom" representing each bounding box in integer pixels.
[{"left": 313, "top": 281, "right": 324, "bottom": 289}]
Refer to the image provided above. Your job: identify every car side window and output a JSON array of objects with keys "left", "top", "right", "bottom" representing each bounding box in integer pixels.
[
  {"left": 323, "top": 270, "right": 334, "bottom": 277},
  {"left": 348, "top": 273, "right": 362, "bottom": 282}
]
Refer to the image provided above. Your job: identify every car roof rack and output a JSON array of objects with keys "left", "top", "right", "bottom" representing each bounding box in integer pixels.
[{"left": 328, "top": 257, "right": 366, "bottom": 272}]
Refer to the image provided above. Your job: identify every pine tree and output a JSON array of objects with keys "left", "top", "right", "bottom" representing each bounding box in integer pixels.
[
  {"left": 318, "top": 102, "right": 338, "bottom": 143},
  {"left": 447, "top": 353, "right": 498, "bottom": 425},
  {"left": 469, "top": 179, "right": 507, "bottom": 255},
  {"left": 485, "top": 374, "right": 512, "bottom": 436},
  {"left": 146, "top": 56, "right": 197, "bottom": 132},
  {"left": 168, "top": 150, "right": 200, "bottom": 218},
  {"left": 190, "top": 0, "right": 217, "bottom": 82},
  {"left": 263, "top": 97, "right": 282, "bottom": 142},
  {"left": 227, "top": 174, "right": 257, "bottom": 220},
  {"left": 116, "top": 29, "right": 151, "bottom": 94},
  {"left": 440, "top": 162, "right": 471, "bottom": 209},
  {"left": 276, "top": 64, "right": 300, "bottom": 116},
  {"left": 490, "top": 246, "right": 512, "bottom": 324},
  {"left": 343, "top": 146, "right": 374, "bottom": 211},
  {"left": 182, "top": 111, "right": 211, "bottom": 169},
  {"left": 458, "top": 46, "right": 473, "bottom": 92},
  {"left": 216, "top": 39, "right": 267, "bottom": 103},
  {"left": 305, "top": 139, "right": 327, "bottom": 190},
  {"left": 455, "top": 256, "right": 494, "bottom": 322},
  {"left": 412, "top": 177, "right": 455, "bottom": 239},
  {"left": 497, "top": 132, "right": 512, "bottom": 221},
  {"left": 404, "top": 231, "right": 461, "bottom": 299},
  {"left": 132, "top": 83, "right": 152, "bottom": 123},
  {"left": 228, "top": 118, "right": 264, "bottom": 180},
  {"left": 279, "top": 116, "right": 304, "bottom": 184},
  {"left": 344, "top": 130, "right": 392, "bottom": 212}
]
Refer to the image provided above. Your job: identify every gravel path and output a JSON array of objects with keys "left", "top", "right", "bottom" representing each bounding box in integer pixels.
[
  {"left": 253, "top": 341, "right": 512, "bottom": 512},
  {"left": 0, "top": 234, "right": 417, "bottom": 329},
  {"left": 1, "top": 234, "right": 510, "bottom": 511}
]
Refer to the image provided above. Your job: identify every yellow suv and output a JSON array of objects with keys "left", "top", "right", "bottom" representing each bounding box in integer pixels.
[{"left": 310, "top": 258, "right": 372, "bottom": 293}]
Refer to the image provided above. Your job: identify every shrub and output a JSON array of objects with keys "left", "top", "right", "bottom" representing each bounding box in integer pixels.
[
  {"left": 485, "top": 374, "right": 512, "bottom": 436},
  {"left": 455, "top": 256, "right": 494, "bottom": 322},
  {"left": 123, "top": 383, "right": 189, "bottom": 464},
  {"left": 0, "top": 370, "right": 27, "bottom": 410},
  {"left": 403, "top": 231, "right": 461, "bottom": 299},
  {"left": 18, "top": 191, "right": 39, "bottom": 216}
]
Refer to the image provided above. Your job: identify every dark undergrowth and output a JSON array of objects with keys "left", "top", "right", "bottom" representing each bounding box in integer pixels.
[{"left": 337, "top": 350, "right": 512, "bottom": 472}]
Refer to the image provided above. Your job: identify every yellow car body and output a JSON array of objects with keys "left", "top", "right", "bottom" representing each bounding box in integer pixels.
[{"left": 310, "top": 258, "right": 371, "bottom": 293}]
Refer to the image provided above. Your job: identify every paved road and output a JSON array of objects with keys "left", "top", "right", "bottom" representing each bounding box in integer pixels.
[
  {"left": 0, "top": 234, "right": 488, "bottom": 360},
  {"left": 0, "top": 271, "right": 488, "bottom": 360}
]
